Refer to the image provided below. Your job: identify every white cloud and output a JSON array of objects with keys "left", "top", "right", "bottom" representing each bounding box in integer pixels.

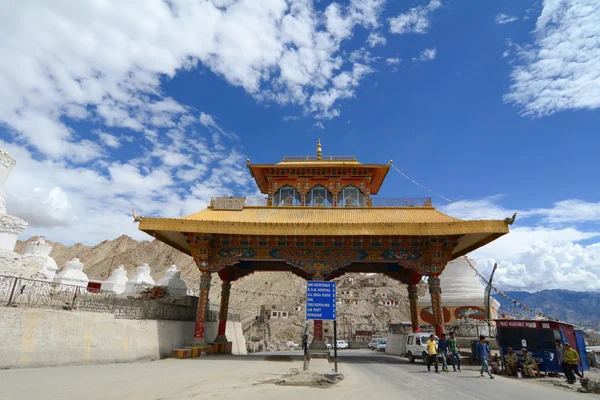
[
  {"left": 96, "top": 132, "right": 121, "bottom": 148},
  {"left": 474, "top": 231, "right": 600, "bottom": 292},
  {"left": 440, "top": 196, "right": 600, "bottom": 291},
  {"left": 283, "top": 115, "right": 300, "bottom": 121},
  {"left": 313, "top": 121, "right": 324, "bottom": 129},
  {"left": 0, "top": 0, "right": 390, "bottom": 160},
  {"left": 0, "top": 108, "right": 255, "bottom": 245},
  {"left": 413, "top": 48, "right": 437, "bottom": 62},
  {"left": 386, "top": 57, "right": 402, "bottom": 65},
  {"left": 495, "top": 13, "right": 518, "bottom": 24},
  {"left": 367, "top": 32, "right": 387, "bottom": 47},
  {"left": 389, "top": 0, "right": 442, "bottom": 35},
  {"left": 504, "top": 0, "right": 600, "bottom": 116},
  {"left": 439, "top": 196, "right": 514, "bottom": 220},
  {"left": 7, "top": 187, "right": 74, "bottom": 228},
  {"left": 522, "top": 199, "right": 600, "bottom": 224}
]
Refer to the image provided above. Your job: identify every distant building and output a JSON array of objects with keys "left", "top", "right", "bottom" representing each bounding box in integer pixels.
[{"left": 260, "top": 304, "right": 291, "bottom": 320}]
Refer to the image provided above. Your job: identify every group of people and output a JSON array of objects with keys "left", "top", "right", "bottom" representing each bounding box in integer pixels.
[
  {"left": 425, "top": 334, "right": 582, "bottom": 384},
  {"left": 503, "top": 346, "right": 540, "bottom": 378},
  {"left": 425, "top": 332, "right": 462, "bottom": 373}
]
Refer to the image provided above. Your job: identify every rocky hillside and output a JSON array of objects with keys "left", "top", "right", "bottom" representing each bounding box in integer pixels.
[{"left": 15, "top": 236, "right": 418, "bottom": 350}]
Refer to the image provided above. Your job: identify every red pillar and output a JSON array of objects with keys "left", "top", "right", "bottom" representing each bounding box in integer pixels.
[
  {"left": 408, "top": 284, "right": 421, "bottom": 333},
  {"left": 192, "top": 270, "right": 212, "bottom": 347},
  {"left": 310, "top": 272, "right": 327, "bottom": 349},
  {"left": 214, "top": 280, "right": 231, "bottom": 343},
  {"left": 428, "top": 276, "right": 444, "bottom": 338}
]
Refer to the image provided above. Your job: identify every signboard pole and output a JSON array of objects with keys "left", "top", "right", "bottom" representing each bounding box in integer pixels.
[
  {"left": 334, "top": 320, "right": 338, "bottom": 372},
  {"left": 485, "top": 263, "right": 498, "bottom": 336}
]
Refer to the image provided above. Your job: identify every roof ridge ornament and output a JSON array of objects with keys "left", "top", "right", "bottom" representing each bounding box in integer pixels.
[
  {"left": 317, "top": 139, "right": 322, "bottom": 160},
  {"left": 504, "top": 212, "right": 517, "bottom": 225}
]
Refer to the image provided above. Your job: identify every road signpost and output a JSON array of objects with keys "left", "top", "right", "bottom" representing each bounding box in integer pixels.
[{"left": 305, "top": 281, "right": 337, "bottom": 371}]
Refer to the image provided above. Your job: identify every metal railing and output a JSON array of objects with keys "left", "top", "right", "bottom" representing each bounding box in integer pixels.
[
  {"left": 388, "top": 322, "right": 497, "bottom": 338},
  {"left": 371, "top": 197, "right": 432, "bottom": 207},
  {"left": 1, "top": 275, "right": 240, "bottom": 322},
  {"left": 242, "top": 196, "right": 432, "bottom": 207},
  {"left": 282, "top": 156, "right": 357, "bottom": 162}
]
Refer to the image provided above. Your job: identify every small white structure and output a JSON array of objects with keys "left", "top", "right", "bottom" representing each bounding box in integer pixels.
[
  {"left": 53, "top": 258, "right": 89, "bottom": 288},
  {"left": 101, "top": 265, "right": 129, "bottom": 294},
  {"left": 156, "top": 265, "right": 187, "bottom": 296},
  {"left": 124, "top": 263, "right": 155, "bottom": 295},
  {"left": 418, "top": 256, "right": 500, "bottom": 324},
  {"left": 21, "top": 237, "right": 59, "bottom": 281},
  {"left": 0, "top": 149, "right": 28, "bottom": 276}
]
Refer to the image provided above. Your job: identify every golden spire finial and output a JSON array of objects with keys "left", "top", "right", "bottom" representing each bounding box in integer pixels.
[{"left": 317, "top": 139, "right": 322, "bottom": 160}]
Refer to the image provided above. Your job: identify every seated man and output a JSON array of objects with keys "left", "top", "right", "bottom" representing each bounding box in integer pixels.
[
  {"left": 505, "top": 347, "right": 519, "bottom": 376},
  {"left": 522, "top": 348, "right": 541, "bottom": 378},
  {"left": 490, "top": 353, "right": 501, "bottom": 374}
]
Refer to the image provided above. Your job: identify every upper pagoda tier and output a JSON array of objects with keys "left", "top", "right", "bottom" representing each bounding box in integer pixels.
[{"left": 247, "top": 140, "right": 391, "bottom": 207}]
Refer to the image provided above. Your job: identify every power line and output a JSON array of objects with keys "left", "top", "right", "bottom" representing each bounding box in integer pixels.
[{"left": 390, "top": 163, "right": 509, "bottom": 220}]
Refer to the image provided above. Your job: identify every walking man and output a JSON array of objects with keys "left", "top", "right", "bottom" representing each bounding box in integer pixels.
[
  {"left": 564, "top": 343, "right": 580, "bottom": 384},
  {"left": 448, "top": 332, "right": 461, "bottom": 371},
  {"left": 476, "top": 335, "right": 494, "bottom": 379},
  {"left": 556, "top": 340, "right": 568, "bottom": 381},
  {"left": 426, "top": 334, "right": 439, "bottom": 373},
  {"left": 438, "top": 333, "right": 449, "bottom": 372}
]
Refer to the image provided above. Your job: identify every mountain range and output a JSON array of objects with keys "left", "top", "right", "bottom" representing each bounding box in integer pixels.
[
  {"left": 493, "top": 290, "right": 600, "bottom": 330},
  {"left": 14, "top": 235, "right": 600, "bottom": 342}
]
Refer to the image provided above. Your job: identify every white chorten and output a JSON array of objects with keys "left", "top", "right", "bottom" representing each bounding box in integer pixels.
[
  {"left": 20, "top": 237, "right": 59, "bottom": 280},
  {"left": 418, "top": 256, "right": 500, "bottom": 322},
  {"left": 53, "top": 258, "right": 89, "bottom": 288},
  {"left": 124, "top": 263, "right": 155, "bottom": 295},
  {"left": 0, "top": 149, "right": 28, "bottom": 276},
  {"left": 101, "top": 265, "right": 129, "bottom": 294},
  {"left": 156, "top": 265, "right": 188, "bottom": 296}
]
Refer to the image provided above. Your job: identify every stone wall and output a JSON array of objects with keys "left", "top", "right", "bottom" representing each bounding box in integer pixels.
[{"left": 0, "top": 307, "right": 245, "bottom": 369}]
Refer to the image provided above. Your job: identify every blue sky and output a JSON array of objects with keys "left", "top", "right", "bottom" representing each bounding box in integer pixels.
[{"left": 1, "top": 0, "right": 599, "bottom": 292}]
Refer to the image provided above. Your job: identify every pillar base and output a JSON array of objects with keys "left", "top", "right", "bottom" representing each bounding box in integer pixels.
[
  {"left": 183, "top": 345, "right": 214, "bottom": 357},
  {"left": 214, "top": 334, "right": 228, "bottom": 343},
  {"left": 309, "top": 339, "right": 328, "bottom": 350},
  {"left": 171, "top": 348, "right": 192, "bottom": 359},
  {"left": 210, "top": 342, "right": 233, "bottom": 354}
]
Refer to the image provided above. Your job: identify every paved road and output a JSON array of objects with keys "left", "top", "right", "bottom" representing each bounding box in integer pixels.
[
  {"left": 332, "top": 349, "right": 592, "bottom": 399},
  {"left": 0, "top": 349, "right": 594, "bottom": 399}
]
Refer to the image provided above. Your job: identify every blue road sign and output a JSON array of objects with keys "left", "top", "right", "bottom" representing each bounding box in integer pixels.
[{"left": 306, "top": 281, "right": 336, "bottom": 320}]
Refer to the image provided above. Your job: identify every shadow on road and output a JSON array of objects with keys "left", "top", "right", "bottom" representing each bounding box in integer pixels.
[{"left": 209, "top": 350, "right": 421, "bottom": 365}]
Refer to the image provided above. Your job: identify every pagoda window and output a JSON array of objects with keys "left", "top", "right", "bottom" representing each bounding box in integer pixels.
[
  {"left": 306, "top": 185, "right": 333, "bottom": 207},
  {"left": 273, "top": 185, "right": 301, "bottom": 206},
  {"left": 337, "top": 185, "right": 366, "bottom": 207}
]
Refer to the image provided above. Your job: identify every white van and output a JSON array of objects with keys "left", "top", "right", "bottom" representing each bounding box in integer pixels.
[{"left": 401, "top": 332, "right": 439, "bottom": 363}]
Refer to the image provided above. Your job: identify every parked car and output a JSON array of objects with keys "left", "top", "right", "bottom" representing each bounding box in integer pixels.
[
  {"left": 368, "top": 338, "right": 384, "bottom": 350},
  {"left": 336, "top": 340, "right": 349, "bottom": 349},
  {"left": 377, "top": 339, "right": 387, "bottom": 352}
]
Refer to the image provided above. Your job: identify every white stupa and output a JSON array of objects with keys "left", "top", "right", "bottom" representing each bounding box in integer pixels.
[
  {"left": 20, "top": 237, "right": 59, "bottom": 280},
  {"left": 418, "top": 256, "right": 500, "bottom": 323},
  {"left": 101, "top": 265, "right": 129, "bottom": 294},
  {"left": 124, "top": 263, "right": 155, "bottom": 295},
  {"left": 53, "top": 258, "right": 89, "bottom": 288},
  {"left": 0, "top": 149, "right": 28, "bottom": 276},
  {"left": 156, "top": 265, "right": 188, "bottom": 296}
]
